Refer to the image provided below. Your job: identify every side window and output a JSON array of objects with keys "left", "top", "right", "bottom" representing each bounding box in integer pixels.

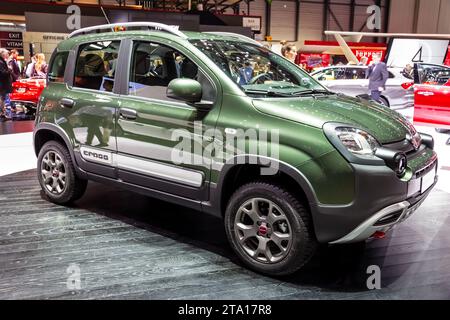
[
  {"left": 312, "top": 71, "right": 324, "bottom": 81},
  {"left": 128, "top": 41, "right": 215, "bottom": 102},
  {"left": 345, "top": 68, "right": 366, "bottom": 80},
  {"left": 74, "top": 41, "right": 120, "bottom": 92},
  {"left": 316, "top": 68, "right": 336, "bottom": 81},
  {"left": 333, "top": 68, "right": 346, "bottom": 80},
  {"left": 418, "top": 65, "right": 450, "bottom": 85},
  {"left": 48, "top": 51, "right": 68, "bottom": 83}
]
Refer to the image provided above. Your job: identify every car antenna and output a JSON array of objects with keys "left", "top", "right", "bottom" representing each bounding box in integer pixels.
[{"left": 100, "top": 6, "right": 113, "bottom": 32}]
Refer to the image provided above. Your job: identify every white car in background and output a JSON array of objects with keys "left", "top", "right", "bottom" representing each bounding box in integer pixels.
[{"left": 310, "top": 65, "right": 414, "bottom": 110}]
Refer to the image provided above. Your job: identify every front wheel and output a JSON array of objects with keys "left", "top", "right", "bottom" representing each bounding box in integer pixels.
[
  {"left": 224, "top": 182, "right": 317, "bottom": 276},
  {"left": 37, "top": 141, "right": 87, "bottom": 205}
]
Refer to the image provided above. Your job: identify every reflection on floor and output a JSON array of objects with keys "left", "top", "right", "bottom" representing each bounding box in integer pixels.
[
  {"left": 0, "top": 169, "right": 449, "bottom": 299},
  {"left": 0, "top": 120, "right": 34, "bottom": 135}
]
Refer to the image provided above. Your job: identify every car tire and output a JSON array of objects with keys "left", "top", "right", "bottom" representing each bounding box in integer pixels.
[
  {"left": 37, "top": 141, "right": 87, "bottom": 205},
  {"left": 224, "top": 182, "right": 317, "bottom": 276},
  {"left": 435, "top": 128, "right": 450, "bottom": 134},
  {"left": 379, "top": 96, "right": 389, "bottom": 108}
]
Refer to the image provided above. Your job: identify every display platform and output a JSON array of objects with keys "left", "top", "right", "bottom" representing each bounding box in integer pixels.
[{"left": 0, "top": 168, "right": 449, "bottom": 300}]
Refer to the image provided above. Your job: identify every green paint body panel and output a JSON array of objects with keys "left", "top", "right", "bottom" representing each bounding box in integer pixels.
[{"left": 34, "top": 30, "right": 438, "bottom": 243}]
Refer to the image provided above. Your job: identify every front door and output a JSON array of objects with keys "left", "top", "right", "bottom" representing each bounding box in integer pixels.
[{"left": 115, "top": 40, "right": 220, "bottom": 200}]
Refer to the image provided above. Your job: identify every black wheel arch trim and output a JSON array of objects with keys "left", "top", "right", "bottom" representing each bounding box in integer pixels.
[
  {"left": 33, "top": 123, "right": 88, "bottom": 179},
  {"left": 207, "top": 155, "right": 320, "bottom": 218}
]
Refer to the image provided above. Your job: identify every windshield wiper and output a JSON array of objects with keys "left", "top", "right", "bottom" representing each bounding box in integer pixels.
[
  {"left": 291, "top": 89, "right": 335, "bottom": 96},
  {"left": 243, "top": 89, "right": 296, "bottom": 97}
]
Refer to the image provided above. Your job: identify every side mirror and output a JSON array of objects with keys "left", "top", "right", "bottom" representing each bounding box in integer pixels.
[{"left": 167, "top": 78, "right": 202, "bottom": 103}]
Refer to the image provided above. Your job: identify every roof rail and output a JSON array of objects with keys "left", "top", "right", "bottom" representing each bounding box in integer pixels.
[
  {"left": 204, "top": 32, "right": 262, "bottom": 47},
  {"left": 69, "top": 22, "right": 187, "bottom": 39}
]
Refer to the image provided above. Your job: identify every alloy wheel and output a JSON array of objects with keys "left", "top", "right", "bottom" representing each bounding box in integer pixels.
[
  {"left": 234, "top": 198, "right": 293, "bottom": 263},
  {"left": 41, "top": 151, "right": 67, "bottom": 195}
]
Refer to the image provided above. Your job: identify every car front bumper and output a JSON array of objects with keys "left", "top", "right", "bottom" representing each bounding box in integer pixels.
[
  {"left": 311, "top": 146, "right": 438, "bottom": 244},
  {"left": 329, "top": 179, "right": 436, "bottom": 244}
]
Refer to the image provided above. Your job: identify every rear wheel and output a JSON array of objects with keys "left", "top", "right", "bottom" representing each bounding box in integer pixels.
[
  {"left": 37, "top": 141, "right": 87, "bottom": 204},
  {"left": 224, "top": 182, "right": 317, "bottom": 276}
]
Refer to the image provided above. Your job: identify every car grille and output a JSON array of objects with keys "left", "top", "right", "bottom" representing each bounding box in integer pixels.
[{"left": 383, "top": 139, "right": 415, "bottom": 154}]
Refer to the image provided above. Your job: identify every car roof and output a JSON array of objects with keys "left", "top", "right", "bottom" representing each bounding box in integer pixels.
[{"left": 57, "top": 30, "right": 249, "bottom": 51}]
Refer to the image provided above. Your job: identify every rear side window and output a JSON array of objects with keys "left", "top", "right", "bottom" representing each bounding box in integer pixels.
[
  {"left": 74, "top": 41, "right": 121, "bottom": 92},
  {"left": 48, "top": 52, "right": 68, "bottom": 83}
]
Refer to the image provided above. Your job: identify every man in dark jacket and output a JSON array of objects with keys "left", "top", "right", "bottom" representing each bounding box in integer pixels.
[
  {"left": 8, "top": 49, "right": 21, "bottom": 82},
  {"left": 366, "top": 52, "right": 389, "bottom": 103},
  {"left": 0, "top": 48, "right": 12, "bottom": 119}
]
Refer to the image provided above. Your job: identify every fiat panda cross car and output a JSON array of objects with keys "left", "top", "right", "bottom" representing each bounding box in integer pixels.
[{"left": 34, "top": 23, "right": 438, "bottom": 276}]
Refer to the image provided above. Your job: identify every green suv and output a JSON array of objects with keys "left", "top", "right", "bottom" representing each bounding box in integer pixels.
[{"left": 34, "top": 23, "right": 438, "bottom": 276}]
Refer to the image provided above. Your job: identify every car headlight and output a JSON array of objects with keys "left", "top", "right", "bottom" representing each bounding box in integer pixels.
[
  {"left": 323, "top": 123, "right": 385, "bottom": 166},
  {"left": 335, "top": 127, "right": 379, "bottom": 157},
  {"left": 324, "top": 123, "right": 409, "bottom": 175}
]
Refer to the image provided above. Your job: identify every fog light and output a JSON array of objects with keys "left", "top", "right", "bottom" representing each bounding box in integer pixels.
[
  {"left": 394, "top": 153, "right": 407, "bottom": 176},
  {"left": 374, "top": 147, "right": 408, "bottom": 176}
]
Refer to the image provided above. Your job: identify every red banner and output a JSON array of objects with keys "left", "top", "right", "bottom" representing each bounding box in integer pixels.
[
  {"left": 296, "top": 53, "right": 331, "bottom": 71},
  {"left": 351, "top": 48, "right": 386, "bottom": 65}
]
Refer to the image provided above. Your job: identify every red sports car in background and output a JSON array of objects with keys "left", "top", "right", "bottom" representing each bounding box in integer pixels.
[
  {"left": 9, "top": 77, "right": 47, "bottom": 118},
  {"left": 413, "top": 63, "right": 450, "bottom": 129}
]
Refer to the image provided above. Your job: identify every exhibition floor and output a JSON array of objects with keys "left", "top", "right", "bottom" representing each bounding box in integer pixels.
[{"left": 0, "top": 119, "right": 449, "bottom": 299}]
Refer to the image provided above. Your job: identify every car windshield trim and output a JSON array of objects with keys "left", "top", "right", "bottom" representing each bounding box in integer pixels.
[{"left": 189, "top": 39, "right": 326, "bottom": 98}]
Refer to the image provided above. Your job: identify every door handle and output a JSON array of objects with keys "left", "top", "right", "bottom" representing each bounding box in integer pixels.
[
  {"left": 119, "top": 108, "right": 137, "bottom": 120},
  {"left": 417, "top": 91, "right": 434, "bottom": 96},
  {"left": 59, "top": 98, "right": 75, "bottom": 108}
]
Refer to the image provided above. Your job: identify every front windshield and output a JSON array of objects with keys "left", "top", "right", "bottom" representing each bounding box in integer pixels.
[{"left": 190, "top": 39, "right": 327, "bottom": 97}]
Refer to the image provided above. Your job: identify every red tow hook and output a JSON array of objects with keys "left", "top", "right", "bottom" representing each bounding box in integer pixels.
[{"left": 371, "top": 231, "right": 386, "bottom": 239}]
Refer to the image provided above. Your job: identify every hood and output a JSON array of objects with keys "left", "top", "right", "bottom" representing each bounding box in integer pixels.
[{"left": 253, "top": 94, "right": 412, "bottom": 144}]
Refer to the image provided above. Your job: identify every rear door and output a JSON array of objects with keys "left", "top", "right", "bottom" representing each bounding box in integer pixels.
[
  {"left": 413, "top": 63, "right": 450, "bottom": 128},
  {"left": 58, "top": 40, "right": 122, "bottom": 178}
]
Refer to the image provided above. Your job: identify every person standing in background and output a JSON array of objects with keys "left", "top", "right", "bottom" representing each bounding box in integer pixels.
[
  {"left": 366, "top": 52, "right": 389, "bottom": 103},
  {"left": 358, "top": 56, "right": 369, "bottom": 66},
  {"left": 0, "top": 48, "right": 12, "bottom": 120},
  {"left": 8, "top": 49, "right": 21, "bottom": 82},
  {"left": 24, "top": 54, "right": 37, "bottom": 78},
  {"left": 281, "top": 44, "right": 298, "bottom": 63},
  {"left": 31, "top": 53, "right": 48, "bottom": 78}
]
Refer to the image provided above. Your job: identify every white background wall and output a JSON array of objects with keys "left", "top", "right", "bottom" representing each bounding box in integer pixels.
[{"left": 388, "top": 0, "right": 450, "bottom": 34}]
